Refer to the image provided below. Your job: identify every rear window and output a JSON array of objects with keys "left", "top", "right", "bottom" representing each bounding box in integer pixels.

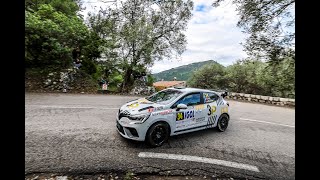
[
  {"left": 203, "top": 92, "right": 219, "bottom": 103},
  {"left": 146, "top": 89, "right": 183, "bottom": 105}
]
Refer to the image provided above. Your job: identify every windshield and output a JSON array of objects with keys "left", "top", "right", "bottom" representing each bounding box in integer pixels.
[{"left": 146, "top": 89, "right": 183, "bottom": 105}]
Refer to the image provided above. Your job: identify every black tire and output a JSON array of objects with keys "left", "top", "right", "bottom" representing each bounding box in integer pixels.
[
  {"left": 146, "top": 122, "right": 170, "bottom": 147},
  {"left": 217, "top": 114, "right": 229, "bottom": 132}
]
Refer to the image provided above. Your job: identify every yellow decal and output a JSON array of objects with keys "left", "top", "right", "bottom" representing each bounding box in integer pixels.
[
  {"left": 221, "top": 107, "right": 228, "bottom": 113},
  {"left": 194, "top": 104, "right": 204, "bottom": 110},
  {"left": 211, "top": 105, "right": 216, "bottom": 113},
  {"left": 177, "top": 112, "right": 184, "bottom": 121},
  {"left": 138, "top": 98, "right": 147, "bottom": 103},
  {"left": 128, "top": 102, "right": 139, "bottom": 108}
]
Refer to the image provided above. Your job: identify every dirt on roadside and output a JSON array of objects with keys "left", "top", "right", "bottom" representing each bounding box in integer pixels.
[{"left": 25, "top": 172, "right": 241, "bottom": 180}]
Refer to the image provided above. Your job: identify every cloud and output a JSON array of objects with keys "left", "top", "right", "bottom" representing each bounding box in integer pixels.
[{"left": 151, "top": 0, "right": 248, "bottom": 73}]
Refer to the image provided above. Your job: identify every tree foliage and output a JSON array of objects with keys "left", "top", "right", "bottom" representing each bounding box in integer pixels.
[
  {"left": 188, "top": 56, "right": 295, "bottom": 98},
  {"left": 188, "top": 62, "right": 227, "bottom": 90},
  {"left": 25, "top": 0, "right": 103, "bottom": 75},
  {"left": 25, "top": 0, "right": 81, "bottom": 16},
  {"left": 225, "top": 59, "right": 266, "bottom": 94},
  {"left": 88, "top": 0, "right": 194, "bottom": 92},
  {"left": 213, "top": 0, "right": 295, "bottom": 63}
]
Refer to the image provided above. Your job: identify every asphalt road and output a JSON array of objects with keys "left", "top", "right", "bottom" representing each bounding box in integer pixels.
[{"left": 25, "top": 93, "right": 295, "bottom": 180}]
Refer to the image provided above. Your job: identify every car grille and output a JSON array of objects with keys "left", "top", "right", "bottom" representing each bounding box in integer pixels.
[
  {"left": 126, "top": 127, "right": 139, "bottom": 137},
  {"left": 118, "top": 110, "right": 130, "bottom": 120}
]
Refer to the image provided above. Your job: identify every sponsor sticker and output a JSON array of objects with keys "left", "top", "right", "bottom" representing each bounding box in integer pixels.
[
  {"left": 194, "top": 104, "right": 205, "bottom": 110},
  {"left": 195, "top": 117, "right": 205, "bottom": 123},
  {"left": 176, "top": 110, "right": 195, "bottom": 121},
  {"left": 152, "top": 109, "right": 173, "bottom": 116},
  {"left": 221, "top": 107, "right": 228, "bottom": 113},
  {"left": 160, "top": 109, "right": 173, "bottom": 115}
]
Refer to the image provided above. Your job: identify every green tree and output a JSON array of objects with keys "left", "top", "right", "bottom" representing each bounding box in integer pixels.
[
  {"left": 146, "top": 74, "right": 155, "bottom": 86},
  {"left": 188, "top": 57, "right": 294, "bottom": 98},
  {"left": 258, "top": 54, "right": 295, "bottom": 97},
  {"left": 188, "top": 62, "right": 227, "bottom": 90},
  {"left": 90, "top": 0, "right": 194, "bottom": 92},
  {"left": 213, "top": 0, "right": 295, "bottom": 63},
  {"left": 225, "top": 59, "right": 266, "bottom": 94},
  {"left": 25, "top": 0, "right": 103, "bottom": 75},
  {"left": 25, "top": 0, "right": 81, "bottom": 16}
]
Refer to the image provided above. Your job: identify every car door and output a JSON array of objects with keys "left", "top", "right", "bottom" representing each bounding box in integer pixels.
[
  {"left": 203, "top": 92, "right": 220, "bottom": 128},
  {"left": 171, "top": 92, "right": 206, "bottom": 133}
]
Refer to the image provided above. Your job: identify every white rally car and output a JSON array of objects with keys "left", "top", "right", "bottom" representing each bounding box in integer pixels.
[{"left": 116, "top": 87, "right": 230, "bottom": 147}]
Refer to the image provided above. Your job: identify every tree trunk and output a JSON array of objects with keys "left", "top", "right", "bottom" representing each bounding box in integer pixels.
[{"left": 122, "top": 68, "right": 134, "bottom": 93}]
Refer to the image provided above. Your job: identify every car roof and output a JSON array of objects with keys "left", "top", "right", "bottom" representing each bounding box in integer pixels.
[{"left": 167, "top": 87, "right": 220, "bottom": 94}]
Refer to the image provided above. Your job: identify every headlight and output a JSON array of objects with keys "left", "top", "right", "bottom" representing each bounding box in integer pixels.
[{"left": 128, "top": 113, "right": 150, "bottom": 123}]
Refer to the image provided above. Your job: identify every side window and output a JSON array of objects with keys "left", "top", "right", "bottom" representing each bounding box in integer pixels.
[
  {"left": 174, "top": 93, "right": 201, "bottom": 107},
  {"left": 203, "top": 92, "right": 219, "bottom": 103}
]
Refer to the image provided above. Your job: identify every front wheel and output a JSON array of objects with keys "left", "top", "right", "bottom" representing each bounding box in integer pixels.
[
  {"left": 217, "top": 114, "right": 229, "bottom": 132},
  {"left": 146, "top": 122, "right": 170, "bottom": 147}
]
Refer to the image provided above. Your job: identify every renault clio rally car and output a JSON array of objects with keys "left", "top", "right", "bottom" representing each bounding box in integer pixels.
[{"left": 116, "top": 87, "right": 230, "bottom": 147}]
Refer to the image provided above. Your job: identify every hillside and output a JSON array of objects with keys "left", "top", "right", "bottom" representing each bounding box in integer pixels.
[{"left": 152, "top": 60, "right": 219, "bottom": 81}]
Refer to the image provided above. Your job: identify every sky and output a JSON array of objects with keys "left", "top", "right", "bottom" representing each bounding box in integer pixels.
[{"left": 80, "top": 0, "right": 248, "bottom": 74}]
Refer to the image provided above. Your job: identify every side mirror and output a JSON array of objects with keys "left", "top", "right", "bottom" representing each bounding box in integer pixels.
[
  {"left": 221, "top": 91, "right": 228, "bottom": 98},
  {"left": 176, "top": 104, "right": 187, "bottom": 111}
]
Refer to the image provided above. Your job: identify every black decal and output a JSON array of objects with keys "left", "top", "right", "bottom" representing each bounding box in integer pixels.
[{"left": 207, "top": 104, "right": 211, "bottom": 116}]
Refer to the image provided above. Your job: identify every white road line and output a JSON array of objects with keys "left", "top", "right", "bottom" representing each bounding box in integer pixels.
[
  {"left": 239, "top": 118, "right": 295, "bottom": 128},
  {"left": 26, "top": 105, "right": 119, "bottom": 110},
  {"left": 138, "top": 152, "right": 260, "bottom": 172}
]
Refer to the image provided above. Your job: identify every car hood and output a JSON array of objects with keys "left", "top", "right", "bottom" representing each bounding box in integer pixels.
[{"left": 119, "top": 98, "right": 165, "bottom": 115}]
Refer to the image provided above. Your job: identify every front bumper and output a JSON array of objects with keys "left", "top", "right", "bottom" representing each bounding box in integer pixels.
[{"left": 116, "top": 115, "right": 148, "bottom": 141}]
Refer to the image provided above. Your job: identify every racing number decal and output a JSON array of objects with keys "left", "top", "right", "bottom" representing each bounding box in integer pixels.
[
  {"left": 176, "top": 110, "right": 194, "bottom": 121},
  {"left": 207, "top": 105, "right": 216, "bottom": 116},
  {"left": 177, "top": 112, "right": 184, "bottom": 121}
]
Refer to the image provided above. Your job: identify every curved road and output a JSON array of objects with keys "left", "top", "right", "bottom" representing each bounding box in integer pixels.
[{"left": 25, "top": 93, "right": 295, "bottom": 179}]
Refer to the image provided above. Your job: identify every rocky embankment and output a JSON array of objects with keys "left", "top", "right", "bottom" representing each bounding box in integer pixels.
[{"left": 25, "top": 68, "right": 98, "bottom": 93}]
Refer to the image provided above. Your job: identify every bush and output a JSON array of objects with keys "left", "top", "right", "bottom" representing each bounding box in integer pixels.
[
  {"left": 188, "top": 58, "right": 294, "bottom": 98},
  {"left": 80, "top": 60, "right": 97, "bottom": 75}
]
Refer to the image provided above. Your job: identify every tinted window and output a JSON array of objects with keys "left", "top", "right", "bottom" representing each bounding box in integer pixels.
[
  {"left": 174, "top": 93, "right": 201, "bottom": 107},
  {"left": 146, "top": 89, "right": 183, "bottom": 105},
  {"left": 203, "top": 92, "right": 219, "bottom": 103}
]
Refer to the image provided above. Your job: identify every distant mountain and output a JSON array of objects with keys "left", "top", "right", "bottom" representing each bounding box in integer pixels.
[{"left": 152, "top": 60, "right": 219, "bottom": 81}]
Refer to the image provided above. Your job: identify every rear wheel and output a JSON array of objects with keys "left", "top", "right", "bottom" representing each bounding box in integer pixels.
[
  {"left": 146, "top": 122, "right": 170, "bottom": 147},
  {"left": 217, "top": 114, "right": 229, "bottom": 132}
]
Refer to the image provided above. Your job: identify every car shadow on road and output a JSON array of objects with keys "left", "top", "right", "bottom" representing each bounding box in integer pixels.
[{"left": 117, "top": 127, "right": 221, "bottom": 149}]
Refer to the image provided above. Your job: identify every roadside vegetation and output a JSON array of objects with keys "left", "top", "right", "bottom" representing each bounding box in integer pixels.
[
  {"left": 25, "top": 0, "right": 294, "bottom": 98},
  {"left": 188, "top": 57, "right": 295, "bottom": 98},
  {"left": 25, "top": 0, "right": 193, "bottom": 93}
]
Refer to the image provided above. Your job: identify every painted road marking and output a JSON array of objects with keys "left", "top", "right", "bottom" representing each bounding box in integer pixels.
[
  {"left": 239, "top": 118, "right": 295, "bottom": 128},
  {"left": 138, "top": 152, "right": 260, "bottom": 172},
  {"left": 26, "top": 105, "right": 119, "bottom": 110}
]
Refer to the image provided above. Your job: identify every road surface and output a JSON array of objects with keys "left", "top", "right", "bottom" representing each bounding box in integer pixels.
[{"left": 25, "top": 93, "right": 295, "bottom": 179}]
